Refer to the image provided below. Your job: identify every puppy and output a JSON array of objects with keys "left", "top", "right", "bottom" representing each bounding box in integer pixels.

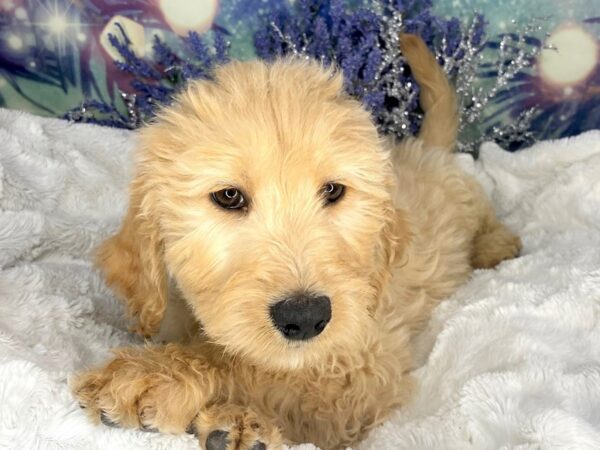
[{"left": 73, "top": 34, "right": 521, "bottom": 450}]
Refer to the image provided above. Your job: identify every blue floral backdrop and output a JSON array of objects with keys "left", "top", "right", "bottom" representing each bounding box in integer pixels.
[{"left": 0, "top": 0, "right": 598, "bottom": 152}]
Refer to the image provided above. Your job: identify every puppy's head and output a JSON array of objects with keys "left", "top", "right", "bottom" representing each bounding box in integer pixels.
[{"left": 100, "top": 59, "right": 409, "bottom": 370}]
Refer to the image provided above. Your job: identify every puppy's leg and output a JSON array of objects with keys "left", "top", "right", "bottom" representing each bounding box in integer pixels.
[
  {"left": 73, "top": 344, "right": 218, "bottom": 433},
  {"left": 191, "top": 404, "right": 283, "bottom": 450},
  {"left": 73, "top": 344, "right": 282, "bottom": 449},
  {"left": 471, "top": 212, "right": 521, "bottom": 269}
]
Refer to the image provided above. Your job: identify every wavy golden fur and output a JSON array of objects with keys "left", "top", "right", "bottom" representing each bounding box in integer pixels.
[{"left": 73, "top": 34, "right": 521, "bottom": 450}]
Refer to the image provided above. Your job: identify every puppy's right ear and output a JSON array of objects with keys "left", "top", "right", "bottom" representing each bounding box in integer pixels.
[{"left": 96, "top": 174, "right": 167, "bottom": 337}]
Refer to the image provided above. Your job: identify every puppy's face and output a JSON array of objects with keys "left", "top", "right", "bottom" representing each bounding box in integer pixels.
[{"left": 138, "top": 60, "right": 404, "bottom": 370}]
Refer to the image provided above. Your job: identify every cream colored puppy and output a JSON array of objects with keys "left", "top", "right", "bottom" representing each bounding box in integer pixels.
[{"left": 73, "top": 35, "right": 520, "bottom": 450}]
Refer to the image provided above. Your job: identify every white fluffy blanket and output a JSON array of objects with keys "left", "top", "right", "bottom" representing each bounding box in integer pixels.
[{"left": 1, "top": 108, "right": 599, "bottom": 450}]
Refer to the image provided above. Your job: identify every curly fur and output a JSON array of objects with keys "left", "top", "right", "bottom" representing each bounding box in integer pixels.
[{"left": 73, "top": 34, "right": 521, "bottom": 450}]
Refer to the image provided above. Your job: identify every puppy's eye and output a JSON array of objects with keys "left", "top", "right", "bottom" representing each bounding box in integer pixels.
[
  {"left": 211, "top": 188, "right": 247, "bottom": 210},
  {"left": 322, "top": 182, "right": 345, "bottom": 205}
]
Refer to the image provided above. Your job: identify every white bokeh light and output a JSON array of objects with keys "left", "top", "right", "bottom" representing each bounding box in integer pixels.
[
  {"left": 159, "top": 0, "right": 218, "bottom": 36},
  {"left": 8, "top": 34, "right": 23, "bottom": 50},
  {"left": 47, "top": 14, "right": 68, "bottom": 34},
  {"left": 14, "top": 7, "right": 26, "bottom": 20},
  {"left": 539, "top": 23, "right": 598, "bottom": 87}
]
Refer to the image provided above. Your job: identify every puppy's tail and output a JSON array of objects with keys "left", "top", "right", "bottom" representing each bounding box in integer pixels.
[{"left": 400, "top": 34, "right": 458, "bottom": 152}]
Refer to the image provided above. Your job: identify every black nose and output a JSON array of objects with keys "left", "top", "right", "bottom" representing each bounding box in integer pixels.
[{"left": 269, "top": 293, "right": 331, "bottom": 341}]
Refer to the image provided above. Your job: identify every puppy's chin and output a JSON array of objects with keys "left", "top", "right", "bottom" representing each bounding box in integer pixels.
[
  {"left": 229, "top": 335, "right": 352, "bottom": 373},
  {"left": 251, "top": 343, "right": 321, "bottom": 372},
  {"left": 202, "top": 312, "right": 372, "bottom": 373}
]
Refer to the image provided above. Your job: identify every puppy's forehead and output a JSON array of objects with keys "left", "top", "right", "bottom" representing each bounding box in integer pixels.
[{"left": 150, "top": 59, "right": 385, "bottom": 189}]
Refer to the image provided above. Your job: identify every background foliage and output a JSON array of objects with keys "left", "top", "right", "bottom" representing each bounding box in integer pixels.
[{"left": 0, "top": 0, "right": 598, "bottom": 153}]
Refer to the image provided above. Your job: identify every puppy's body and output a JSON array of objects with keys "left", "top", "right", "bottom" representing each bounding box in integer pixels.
[{"left": 74, "top": 36, "right": 520, "bottom": 450}]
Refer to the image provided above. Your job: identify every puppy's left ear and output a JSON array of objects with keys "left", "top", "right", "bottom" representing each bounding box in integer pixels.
[
  {"left": 372, "top": 203, "right": 412, "bottom": 298},
  {"left": 96, "top": 172, "right": 167, "bottom": 337}
]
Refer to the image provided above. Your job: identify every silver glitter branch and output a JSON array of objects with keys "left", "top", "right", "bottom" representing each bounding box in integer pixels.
[
  {"left": 371, "top": 5, "right": 419, "bottom": 137},
  {"left": 454, "top": 17, "right": 547, "bottom": 153},
  {"left": 271, "top": 22, "right": 302, "bottom": 57},
  {"left": 487, "top": 107, "right": 539, "bottom": 151},
  {"left": 270, "top": 6, "right": 546, "bottom": 155},
  {"left": 270, "top": 5, "right": 419, "bottom": 137},
  {"left": 120, "top": 91, "right": 140, "bottom": 129}
]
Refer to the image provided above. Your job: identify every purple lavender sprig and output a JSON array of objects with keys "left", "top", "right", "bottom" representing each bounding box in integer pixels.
[
  {"left": 254, "top": 0, "right": 486, "bottom": 139},
  {"left": 65, "top": 28, "right": 230, "bottom": 129}
]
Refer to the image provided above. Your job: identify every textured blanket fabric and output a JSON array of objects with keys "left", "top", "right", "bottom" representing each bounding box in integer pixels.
[{"left": 0, "top": 109, "right": 599, "bottom": 450}]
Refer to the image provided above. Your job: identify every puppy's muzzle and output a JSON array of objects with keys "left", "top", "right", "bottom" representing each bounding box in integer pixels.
[{"left": 270, "top": 293, "right": 331, "bottom": 341}]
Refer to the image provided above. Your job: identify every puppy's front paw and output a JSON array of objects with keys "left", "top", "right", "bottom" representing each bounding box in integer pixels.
[
  {"left": 72, "top": 346, "right": 201, "bottom": 433},
  {"left": 190, "top": 404, "right": 282, "bottom": 450}
]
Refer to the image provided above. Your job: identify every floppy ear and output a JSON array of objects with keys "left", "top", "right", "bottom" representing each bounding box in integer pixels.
[
  {"left": 96, "top": 174, "right": 167, "bottom": 337},
  {"left": 370, "top": 201, "right": 413, "bottom": 308}
]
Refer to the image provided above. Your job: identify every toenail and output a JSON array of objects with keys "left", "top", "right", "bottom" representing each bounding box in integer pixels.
[
  {"left": 100, "top": 411, "right": 120, "bottom": 428},
  {"left": 206, "top": 429, "right": 229, "bottom": 450},
  {"left": 185, "top": 421, "right": 198, "bottom": 437},
  {"left": 250, "top": 442, "right": 266, "bottom": 450},
  {"left": 140, "top": 423, "right": 158, "bottom": 433}
]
